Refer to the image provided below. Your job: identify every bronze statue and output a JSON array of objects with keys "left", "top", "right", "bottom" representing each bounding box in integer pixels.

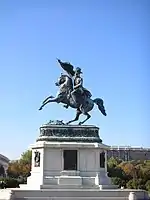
[{"left": 39, "top": 59, "right": 106, "bottom": 125}]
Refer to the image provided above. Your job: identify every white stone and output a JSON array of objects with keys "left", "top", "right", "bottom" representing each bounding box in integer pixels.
[
  {"left": 0, "top": 188, "right": 149, "bottom": 200},
  {"left": 129, "top": 192, "right": 137, "bottom": 200},
  {"left": 19, "top": 140, "right": 114, "bottom": 190},
  {"left": 0, "top": 189, "right": 15, "bottom": 200}
]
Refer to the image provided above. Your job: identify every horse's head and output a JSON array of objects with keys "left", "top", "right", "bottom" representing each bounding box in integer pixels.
[
  {"left": 55, "top": 73, "right": 73, "bottom": 92},
  {"left": 55, "top": 73, "right": 67, "bottom": 86}
]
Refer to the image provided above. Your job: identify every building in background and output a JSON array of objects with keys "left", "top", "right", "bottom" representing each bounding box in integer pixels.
[
  {"left": 0, "top": 154, "right": 9, "bottom": 177},
  {"left": 107, "top": 146, "right": 150, "bottom": 161}
]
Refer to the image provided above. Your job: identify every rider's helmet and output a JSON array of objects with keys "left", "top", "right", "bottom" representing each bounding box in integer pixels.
[{"left": 75, "top": 67, "right": 82, "bottom": 74}]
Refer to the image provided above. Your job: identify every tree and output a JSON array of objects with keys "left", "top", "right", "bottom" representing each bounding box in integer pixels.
[
  {"left": 111, "top": 177, "right": 126, "bottom": 188},
  {"left": 119, "top": 162, "right": 138, "bottom": 179},
  {"left": 126, "top": 179, "right": 139, "bottom": 189},
  {"left": 146, "top": 180, "right": 150, "bottom": 192},
  {"left": 7, "top": 150, "right": 32, "bottom": 179},
  {"left": 107, "top": 158, "right": 150, "bottom": 191},
  {"left": 107, "top": 157, "right": 122, "bottom": 169},
  {"left": 20, "top": 150, "right": 32, "bottom": 165},
  {"left": 7, "top": 160, "right": 22, "bottom": 178},
  {"left": 107, "top": 157, "right": 127, "bottom": 179}
]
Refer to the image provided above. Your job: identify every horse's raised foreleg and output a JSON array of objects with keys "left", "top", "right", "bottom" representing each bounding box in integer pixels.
[
  {"left": 66, "top": 109, "right": 81, "bottom": 124},
  {"left": 78, "top": 112, "right": 91, "bottom": 125},
  {"left": 42, "top": 95, "right": 54, "bottom": 104},
  {"left": 39, "top": 98, "right": 58, "bottom": 110}
]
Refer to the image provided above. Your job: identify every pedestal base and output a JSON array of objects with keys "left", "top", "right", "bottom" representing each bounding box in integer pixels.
[
  {"left": 20, "top": 139, "right": 115, "bottom": 190},
  {"left": 0, "top": 188, "right": 149, "bottom": 200},
  {"left": 58, "top": 176, "right": 82, "bottom": 186},
  {"left": 20, "top": 124, "right": 116, "bottom": 190}
]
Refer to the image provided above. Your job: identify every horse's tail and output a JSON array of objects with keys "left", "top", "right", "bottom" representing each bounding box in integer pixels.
[{"left": 93, "top": 98, "right": 107, "bottom": 116}]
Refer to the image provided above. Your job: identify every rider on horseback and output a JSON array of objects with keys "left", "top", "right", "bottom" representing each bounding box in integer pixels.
[
  {"left": 57, "top": 59, "right": 92, "bottom": 109},
  {"left": 38, "top": 59, "right": 106, "bottom": 125},
  {"left": 69, "top": 67, "right": 92, "bottom": 107}
]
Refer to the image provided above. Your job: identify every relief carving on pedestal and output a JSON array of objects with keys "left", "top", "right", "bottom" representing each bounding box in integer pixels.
[{"left": 34, "top": 151, "right": 40, "bottom": 167}]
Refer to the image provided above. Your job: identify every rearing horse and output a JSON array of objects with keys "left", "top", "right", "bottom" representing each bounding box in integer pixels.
[{"left": 39, "top": 74, "right": 107, "bottom": 125}]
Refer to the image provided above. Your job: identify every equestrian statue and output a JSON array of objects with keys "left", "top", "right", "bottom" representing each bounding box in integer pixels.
[{"left": 39, "top": 59, "right": 107, "bottom": 125}]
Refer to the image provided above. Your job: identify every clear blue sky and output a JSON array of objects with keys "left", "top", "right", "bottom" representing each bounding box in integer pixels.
[{"left": 0, "top": 0, "right": 149, "bottom": 159}]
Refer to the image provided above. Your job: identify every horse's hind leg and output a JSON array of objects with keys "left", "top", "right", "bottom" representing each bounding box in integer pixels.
[
  {"left": 79, "top": 112, "right": 91, "bottom": 125},
  {"left": 66, "top": 109, "right": 81, "bottom": 124}
]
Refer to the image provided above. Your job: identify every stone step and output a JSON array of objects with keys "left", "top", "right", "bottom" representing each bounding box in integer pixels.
[
  {"left": 16, "top": 197, "right": 128, "bottom": 200},
  {"left": 40, "top": 184, "right": 100, "bottom": 189},
  {"left": 1, "top": 189, "right": 149, "bottom": 200},
  {"left": 11, "top": 189, "right": 149, "bottom": 200}
]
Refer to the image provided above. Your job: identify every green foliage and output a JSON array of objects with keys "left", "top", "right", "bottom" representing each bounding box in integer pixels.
[
  {"left": 0, "top": 178, "right": 20, "bottom": 188},
  {"left": 126, "top": 179, "right": 138, "bottom": 189},
  {"left": 125, "top": 178, "right": 145, "bottom": 190},
  {"left": 107, "top": 157, "right": 150, "bottom": 191},
  {"left": 7, "top": 150, "right": 32, "bottom": 179},
  {"left": 108, "top": 166, "right": 125, "bottom": 179},
  {"left": 111, "top": 177, "right": 123, "bottom": 188},
  {"left": 107, "top": 157, "right": 122, "bottom": 168},
  {"left": 146, "top": 180, "right": 150, "bottom": 192},
  {"left": 20, "top": 150, "right": 32, "bottom": 165}
]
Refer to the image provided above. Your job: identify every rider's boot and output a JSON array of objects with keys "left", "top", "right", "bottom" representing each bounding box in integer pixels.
[{"left": 64, "top": 91, "right": 72, "bottom": 108}]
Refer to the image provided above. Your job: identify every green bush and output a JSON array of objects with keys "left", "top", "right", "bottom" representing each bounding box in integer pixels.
[
  {"left": 0, "top": 178, "right": 19, "bottom": 188},
  {"left": 126, "top": 179, "right": 143, "bottom": 189},
  {"left": 146, "top": 180, "right": 150, "bottom": 192},
  {"left": 111, "top": 177, "right": 121, "bottom": 187},
  {"left": 111, "top": 177, "right": 127, "bottom": 188}
]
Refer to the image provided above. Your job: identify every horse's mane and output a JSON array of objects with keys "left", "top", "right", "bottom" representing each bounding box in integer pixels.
[{"left": 61, "top": 74, "right": 73, "bottom": 89}]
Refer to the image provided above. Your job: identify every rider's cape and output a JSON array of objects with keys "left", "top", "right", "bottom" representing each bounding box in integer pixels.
[
  {"left": 57, "top": 59, "right": 92, "bottom": 98},
  {"left": 82, "top": 87, "right": 92, "bottom": 98},
  {"left": 57, "top": 59, "right": 75, "bottom": 77}
]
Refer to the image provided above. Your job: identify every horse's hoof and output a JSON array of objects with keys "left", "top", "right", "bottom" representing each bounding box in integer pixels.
[
  {"left": 78, "top": 122, "right": 82, "bottom": 125},
  {"left": 39, "top": 107, "right": 42, "bottom": 111}
]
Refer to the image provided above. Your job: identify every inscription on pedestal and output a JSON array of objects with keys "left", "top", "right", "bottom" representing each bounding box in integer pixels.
[
  {"left": 100, "top": 151, "right": 105, "bottom": 168},
  {"left": 63, "top": 150, "right": 77, "bottom": 170}
]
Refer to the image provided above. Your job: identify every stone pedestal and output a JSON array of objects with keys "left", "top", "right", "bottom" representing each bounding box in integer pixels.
[
  {"left": 22, "top": 124, "right": 116, "bottom": 190},
  {"left": 1, "top": 122, "right": 149, "bottom": 200}
]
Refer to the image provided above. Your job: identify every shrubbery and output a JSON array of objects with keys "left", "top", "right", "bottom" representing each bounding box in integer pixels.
[
  {"left": 107, "top": 157, "right": 150, "bottom": 192},
  {"left": 0, "top": 150, "right": 31, "bottom": 189},
  {"left": 0, "top": 178, "right": 20, "bottom": 188}
]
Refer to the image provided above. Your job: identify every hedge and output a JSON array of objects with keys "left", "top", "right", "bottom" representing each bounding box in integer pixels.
[{"left": 0, "top": 178, "right": 20, "bottom": 188}]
